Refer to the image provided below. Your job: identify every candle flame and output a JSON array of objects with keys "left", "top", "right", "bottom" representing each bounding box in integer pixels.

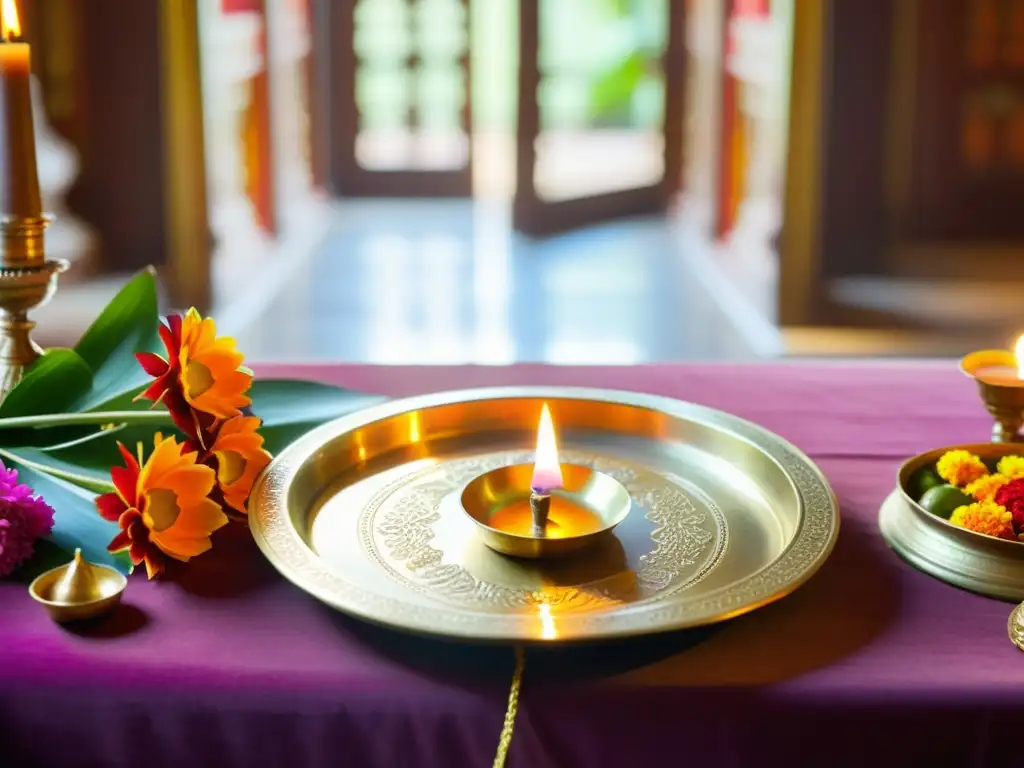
[
  {"left": 530, "top": 403, "right": 563, "bottom": 493},
  {"left": 1, "top": 0, "right": 20, "bottom": 41},
  {"left": 1015, "top": 335, "right": 1024, "bottom": 379}
]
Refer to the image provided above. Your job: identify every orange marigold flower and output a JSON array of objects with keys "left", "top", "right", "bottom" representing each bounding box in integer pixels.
[
  {"left": 207, "top": 416, "right": 272, "bottom": 515},
  {"left": 964, "top": 473, "right": 1010, "bottom": 503},
  {"left": 96, "top": 435, "right": 228, "bottom": 578},
  {"left": 179, "top": 308, "right": 252, "bottom": 420},
  {"left": 936, "top": 450, "right": 988, "bottom": 487},
  {"left": 997, "top": 455, "right": 1024, "bottom": 478},
  {"left": 949, "top": 501, "right": 1016, "bottom": 540}
]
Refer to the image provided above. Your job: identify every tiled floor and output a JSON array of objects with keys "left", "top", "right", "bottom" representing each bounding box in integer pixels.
[{"left": 234, "top": 200, "right": 765, "bottom": 363}]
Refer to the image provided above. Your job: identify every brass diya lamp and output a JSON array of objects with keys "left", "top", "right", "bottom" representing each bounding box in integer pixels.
[
  {"left": 961, "top": 336, "right": 1024, "bottom": 443},
  {"left": 460, "top": 404, "right": 632, "bottom": 559},
  {"left": 29, "top": 548, "right": 127, "bottom": 622}
]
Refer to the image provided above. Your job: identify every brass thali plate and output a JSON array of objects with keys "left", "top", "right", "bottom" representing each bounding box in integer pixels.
[{"left": 249, "top": 388, "right": 840, "bottom": 643}]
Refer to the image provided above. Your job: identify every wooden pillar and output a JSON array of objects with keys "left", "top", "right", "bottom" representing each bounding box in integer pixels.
[
  {"left": 304, "top": 0, "right": 327, "bottom": 190},
  {"left": 28, "top": 0, "right": 212, "bottom": 310},
  {"left": 778, "top": 0, "right": 826, "bottom": 326},
  {"left": 65, "top": 1, "right": 168, "bottom": 275},
  {"left": 159, "top": 0, "right": 212, "bottom": 310},
  {"left": 313, "top": 0, "right": 351, "bottom": 195}
]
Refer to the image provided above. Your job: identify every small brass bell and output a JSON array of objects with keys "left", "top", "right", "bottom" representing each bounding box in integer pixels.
[{"left": 29, "top": 548, "right": 128, "bottom": 622}]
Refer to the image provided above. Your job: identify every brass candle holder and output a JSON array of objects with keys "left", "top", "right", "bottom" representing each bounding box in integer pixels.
[
  {"left": 0, "top": 214, "right": 67, "bottom": 401},
  {"left": 0, "top": 2, "right": 68, "bottom": 403},
  {"left": 460, "top": 463, "right": 632, "bottom": 559},
  {"left": 960, "top": 350, "right": 1024, "bottom": 443}
]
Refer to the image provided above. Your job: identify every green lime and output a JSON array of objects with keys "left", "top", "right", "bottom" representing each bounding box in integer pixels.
[
  {"left": 919, "top": 484, "right": 973, "bottom": 519},
  {"left": 910, "top": 468, "right": 944, "bottom": 498}
]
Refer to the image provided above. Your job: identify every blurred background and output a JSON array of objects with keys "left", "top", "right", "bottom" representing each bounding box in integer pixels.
[{"left": 20, "top": 0, "right": 1024, "bottom": 362}]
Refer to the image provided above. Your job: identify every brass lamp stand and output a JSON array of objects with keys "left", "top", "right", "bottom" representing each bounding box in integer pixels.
[
  {"left": 0, "top": 1, "right": 68, "bottom": 404},
  {"left": 0, "top": 214, "right": 66, "bottom": 401}
]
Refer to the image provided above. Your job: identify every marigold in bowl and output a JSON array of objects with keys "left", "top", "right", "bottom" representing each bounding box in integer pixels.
[
  {"left": 964, "top": 473, "right": 1009, "bottom": 503},
  {"left": 994, "top": 477, "right": 1024, "bottom": 528},
  {"left": 997, "top": 455, "right": 1024, "bottom": 479},
  {"left": 936, "top": 450, "right": 988, "bottom": 488},
  {"left": 949, "top": 501, "right": 1016, "bottom": 541}
]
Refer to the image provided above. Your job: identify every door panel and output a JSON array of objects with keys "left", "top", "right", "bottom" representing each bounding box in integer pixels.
[
  {"left": 514, "top": 0, "right": 684, "bottom": 235},
  {"left": 333, "top": 0, "right": 473, "bottom": 197}
]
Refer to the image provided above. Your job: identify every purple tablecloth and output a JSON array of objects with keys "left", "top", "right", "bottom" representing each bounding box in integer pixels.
[{"left": 3, "top": 362, "right": 1022, "bottom": 767}]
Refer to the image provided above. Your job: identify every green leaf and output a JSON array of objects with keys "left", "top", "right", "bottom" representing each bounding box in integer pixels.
[
  {"left": 92, "top": 385, "right": 152, "bottom": 413},
  {"left": 0, "top": 424, "right": 111, "bottom": 450},
  {"left": 0, "top": 348, "right": 93, "bottom": 418},
  {"left": 250, "top": 379, "right": 385, "bottom": 455},
  {"left": 71, "top": 268, "right": 163, "bottom": 412},
  {"left": 0, "top": 445, "right": 116, "bottom": 493},
  {"left": 7, "top": 458, "right": 131, "bottom": 575},
  {"left": 34, "top": 423, "right": 128, "bottom": 452},
  {"left": 25, "top": 423, "right": 177, "bottom": 481}
]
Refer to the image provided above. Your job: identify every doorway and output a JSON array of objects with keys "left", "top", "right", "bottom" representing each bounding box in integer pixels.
[{"left": 323, "top": 0, "right": 685, "bottom": 236}]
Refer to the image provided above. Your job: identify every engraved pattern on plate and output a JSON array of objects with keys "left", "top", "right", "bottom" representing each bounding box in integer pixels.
[{"left": 360, "top": 450, "right": 727, "bottom": 612}]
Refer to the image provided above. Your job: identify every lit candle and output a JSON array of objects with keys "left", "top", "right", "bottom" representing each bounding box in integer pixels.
[
  {"left": 531, "top": 403, "right": 563, "bottom": 493},
  {"left": 0, "top": 0, "right": 42, "bottom": 223},
  {"left": 963, "top": 335, "right": 1024, "bottom": 387},
  {"left": 529, "top": 403, "right": 563, "bottom": 537}
]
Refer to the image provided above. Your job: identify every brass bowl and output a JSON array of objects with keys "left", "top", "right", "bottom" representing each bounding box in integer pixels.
[
  {"left": 960, "top": 350, "right": 1024, "bottom": 443},
  {"left": 879, "top": 444, "right": 1024, "bottom": 600},
  {"left": 28, "top": 549, "right": 128, "bottom": 622},
  {"left": 460, "top": 463, "right": 632, "bottom": 559}
]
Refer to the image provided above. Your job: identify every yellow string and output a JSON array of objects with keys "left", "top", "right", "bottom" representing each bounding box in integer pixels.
[{"left": 493, "top": 646, "right": 525, "bottom": 768}]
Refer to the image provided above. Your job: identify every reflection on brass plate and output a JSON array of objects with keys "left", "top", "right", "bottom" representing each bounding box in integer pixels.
[{"left": 249, "top": 387, "right": 840, "bottom": 643}]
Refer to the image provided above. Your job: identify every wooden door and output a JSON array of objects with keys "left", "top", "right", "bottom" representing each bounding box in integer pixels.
[
  {"left": 325, "top": 0, "right": 472, "bottom": 197},
  {"left": 513, "top": 0, "right": 685, "bottom": 236},
  {"left": 903, "top": 0, "right": 1024, "bottom": 240}
]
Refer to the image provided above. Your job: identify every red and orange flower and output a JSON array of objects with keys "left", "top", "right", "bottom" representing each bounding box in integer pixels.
[
  {"left": 106, "top": 309, "right": 273, "bottom": 577},
  {"left": 97, "top": 435, "right": 229, "bottom": 578},
  {"left": 136, "top": 313, "right": 194, "bottom": 437},
  {"left": 136, "top": 309, "right": 252, "bottom": 440},
  {"left": 178, "top": 308, "right": 252, "bottom": 420},
  {"left": 205, "top": 416, "right": 272, "bottom": 516}
]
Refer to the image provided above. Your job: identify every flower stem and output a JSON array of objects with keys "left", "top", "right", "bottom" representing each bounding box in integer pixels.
[{"left": 0, "top": 410, "right": 172, "bottom": 430}]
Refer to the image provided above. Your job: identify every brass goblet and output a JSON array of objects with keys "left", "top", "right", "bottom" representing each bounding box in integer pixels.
[{"left": 960, "top": 350, "right": 1024, "bottom": 443}]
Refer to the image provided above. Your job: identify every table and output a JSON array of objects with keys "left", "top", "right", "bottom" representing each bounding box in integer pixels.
[{"left": 3, "top": 362, "right": 1022, "bottom": 768}]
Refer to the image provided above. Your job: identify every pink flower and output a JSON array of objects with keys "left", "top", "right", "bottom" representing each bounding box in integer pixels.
[{"left": 0, "top": 466, "right": 55, "bottom": 577}]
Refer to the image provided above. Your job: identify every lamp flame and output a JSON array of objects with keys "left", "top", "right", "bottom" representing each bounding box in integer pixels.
[
  {"left": 1, "top": 0, "right": 20, "bottom": 41},
  {"left": 530, "top": 403, "right": 563, "bottom": 493},
  {"left": 1015, "top": 335, "right": 1024, "bottom": 379}
]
